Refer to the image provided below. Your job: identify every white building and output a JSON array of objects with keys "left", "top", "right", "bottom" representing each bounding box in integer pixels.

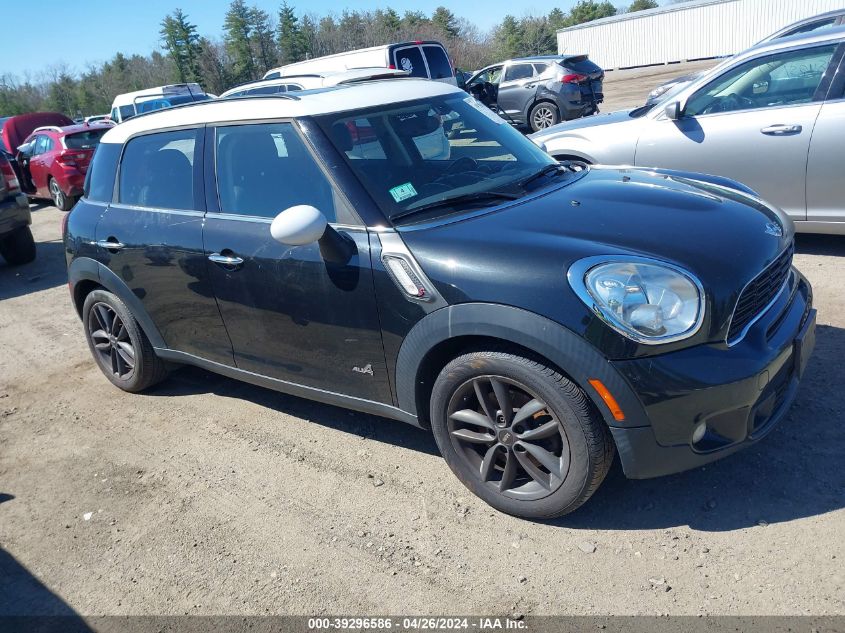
[{"left": 557, "top": 0, "right": 845, "bottom": 70}]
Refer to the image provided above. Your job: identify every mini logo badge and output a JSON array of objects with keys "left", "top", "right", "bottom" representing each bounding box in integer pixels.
[
  {"left": 352, "top": 363, "right": 374, "bottom": 376},
  {"left": 764, "top": 222, "right": 783, "bottom": 237}
]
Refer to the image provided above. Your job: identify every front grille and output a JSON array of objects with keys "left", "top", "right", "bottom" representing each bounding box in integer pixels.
[{"left": 727, "top": 244, "right": 793, "bottom": 343}]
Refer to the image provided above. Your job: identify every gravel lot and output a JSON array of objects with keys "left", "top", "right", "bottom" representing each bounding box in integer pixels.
[{"left": 1, "top": 65, "right": 843, "bottom": 618}]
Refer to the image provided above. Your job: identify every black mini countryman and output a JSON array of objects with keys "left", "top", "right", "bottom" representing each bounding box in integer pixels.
[{"left": 64, "top": 79, "right": 815, "bottom": 519}]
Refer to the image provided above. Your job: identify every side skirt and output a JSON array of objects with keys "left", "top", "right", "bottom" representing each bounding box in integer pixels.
[{"left": 155, "top": 348, "right": 422, "bottom": 428}]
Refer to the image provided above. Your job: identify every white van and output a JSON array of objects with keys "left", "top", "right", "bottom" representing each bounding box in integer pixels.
[
  {"left": 263, "top": 41, "right": 456, "bottom": 85},
  {"left": 109, "top": 83, "right": 212, "bottom": 124}
]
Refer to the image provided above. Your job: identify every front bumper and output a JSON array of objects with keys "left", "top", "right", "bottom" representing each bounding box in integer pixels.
[
  {"left": 608, "top": 269, "right": 814, "bottom": 479},
  {"left": 0, "top": 193, "right": 31, "bottom": 236}
]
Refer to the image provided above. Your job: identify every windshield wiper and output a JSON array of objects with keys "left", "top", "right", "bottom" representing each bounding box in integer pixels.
[
  {"left": 392, "top": 190, "right": 523, "bottom": 222},
  {"left": 517, "top": 163, "right": 566, "bottom": 189}
]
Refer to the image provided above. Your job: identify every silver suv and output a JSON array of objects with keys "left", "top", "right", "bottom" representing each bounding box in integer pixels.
[{"left": 465, "top": 55, "right": 604, "bottom": 132}]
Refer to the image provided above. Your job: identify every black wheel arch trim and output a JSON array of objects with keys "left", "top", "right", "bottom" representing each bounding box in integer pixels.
[
  {"left": 68, "top": 256, "right": 166, "bottom": 349},
  {"left": 395, "top": 302, "right": 649, "bottom": 430}
]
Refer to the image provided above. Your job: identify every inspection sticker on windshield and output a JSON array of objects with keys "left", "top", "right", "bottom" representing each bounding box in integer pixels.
[
  {"left": 389, "top": 182, "right": 418, "bottom": 203},
  {"left": 464, "top": 96, "right": 506, "bottom": 125}
]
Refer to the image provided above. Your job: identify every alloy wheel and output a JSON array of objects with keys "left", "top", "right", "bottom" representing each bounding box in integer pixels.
[
  {"left": 532, "top": 106, "right": 555, "bottom": 129},
  {"left": 88, "top": 302, "right": 136, "bottom": 380},
  {"left": 50, "top": 179, "right": 64, "bottom": 209},
  {"left": 446, "top": 375, "right": 571, "bottom": 500}
]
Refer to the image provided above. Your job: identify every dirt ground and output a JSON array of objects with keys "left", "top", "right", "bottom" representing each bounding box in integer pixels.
[{"left": 1, "top": 65, "right": 844, "bottom": 618}]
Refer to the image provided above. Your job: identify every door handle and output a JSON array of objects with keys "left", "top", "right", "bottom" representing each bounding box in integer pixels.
[
  {"left": 761, "top": 124, "right": 802, "bottom": 136},
  {"left": 95, "top": 239, "right": 125, "bottom": 251},
  {"left": 208, "top": 252, "right": 244, "bottom": 268}
]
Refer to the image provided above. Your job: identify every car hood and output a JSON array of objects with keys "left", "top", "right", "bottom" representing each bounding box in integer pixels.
[
  {"left": 399, "top": 167, "right": 793, "bottom": 350},
  {"left": 529, "top": 109, "right": 636, "bottom": 141}
]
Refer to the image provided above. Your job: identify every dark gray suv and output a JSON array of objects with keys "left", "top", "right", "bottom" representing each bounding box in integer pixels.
[{"left": 465, "top": 55, "right": 604, "bottom": 132}]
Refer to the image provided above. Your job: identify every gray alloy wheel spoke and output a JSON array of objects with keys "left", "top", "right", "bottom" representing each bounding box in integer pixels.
[
  {"left": 499, "top": 451, "right": 517, "bottom": 492},
  {"left": 479, "top": 445, "right": 499, "bottom": 481},
  {"left": 473, "top": 379, "right": 496, "bottom": 423},
  {"left": 490, "top": 378, "right": 513, "bottom": 424},
  {"left": 517, "top": 419, "right": 559, "bottom": 442},
  {"left": 90, "top": 329, "right": 109, "bottom": 342},
  {"left": 518, "top": 442, "right": 562, "bottom": 479},
  {"left": 450, "top": 408, "right": 497, "bottom": 432},
  {"left": 451, "top": 428, "right": 495, "bottom": 444},
  {"left": 112, "top": 319, "right": 125, "bottom": 341},
  {"left": 94, "top": 305, "right": 111, "bottom": 333},
  {"left": 513, "top": 449, "right": 552, "bottom": 490},
  {"left": 116, "top": 341, "right": 135, "bottom": 360},
  {"left": 110, "top": 348, "right": 120, "bottom": 376},
  {"left": 116, "top": 346, "right": 135, "bottom": 369},
  {"left": 512, "top": 398, "right": 547, "bottom": 425}
]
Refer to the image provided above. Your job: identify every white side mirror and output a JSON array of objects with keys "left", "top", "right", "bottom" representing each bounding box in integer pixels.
[{"left": 270, "top": 205, "right": 328, "bottom": 245}]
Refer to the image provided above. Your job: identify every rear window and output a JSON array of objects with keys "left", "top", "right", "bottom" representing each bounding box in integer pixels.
[
  {"left": 423, "top": 45, "right": 452, "bottom": 80},
  {"left": 394, "top": 47, "right": 427, "bottom": 78},
  {"left": 65, "top": 129, "right": 107, "bottom": 150},
  {"left": 559, "top": 56, "right": 602, "bottom": 76}
]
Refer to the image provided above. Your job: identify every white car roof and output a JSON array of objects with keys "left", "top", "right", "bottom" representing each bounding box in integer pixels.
[
  {"left": 102, "top": 79, "right": 462, "bottom": 144},
  {"left": 218, "top": 68, "right": 409, "bottom": 98}
]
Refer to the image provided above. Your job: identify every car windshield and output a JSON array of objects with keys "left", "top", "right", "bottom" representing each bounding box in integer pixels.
[
  {"left": 65, "top": 128, "right": 108, "bottom": 149},
  {"left": 314, "top": 94, "right": 562, "bottom": 223}
]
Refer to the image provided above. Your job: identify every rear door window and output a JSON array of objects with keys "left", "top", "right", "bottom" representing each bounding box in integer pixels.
[
  {"left": 393, "top": 46, "right": 427, "bottom": 78},
  {"left": 118, "top": 128, "right": 199, "bottom": 210},
  {"left": 34, "top": 135, "right": 49, "bottom": 155},
  {"left": 422, "top": 45, "right": 452, "bottom": 80}
]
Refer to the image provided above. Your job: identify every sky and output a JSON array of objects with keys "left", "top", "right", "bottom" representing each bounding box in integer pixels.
[{"left": 2, "top": 0, "right": 606, "bottom": 78}]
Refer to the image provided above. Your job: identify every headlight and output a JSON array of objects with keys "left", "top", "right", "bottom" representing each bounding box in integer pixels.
[{"left": 568, "top": 256, "right": 705, "bottom": 344}]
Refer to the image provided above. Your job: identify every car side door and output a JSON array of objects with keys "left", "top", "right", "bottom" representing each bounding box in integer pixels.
[
  {"left": 636, "top": 43, "right": 841, "bottom": 222},
  {"left": 28, "top": 135, "right": 50, "bottom": 195},
  {"left": 202, "top": 121, "right": 390, "bottom": 403},
  {"left": 92, "top": 127, "right": 234, "bottom": 365},
  {"left": 805, "top": 45, "right": 845, "bottom": 225},
  {"left": 497, "top": 62, "right": 538, "bottom": 121}
]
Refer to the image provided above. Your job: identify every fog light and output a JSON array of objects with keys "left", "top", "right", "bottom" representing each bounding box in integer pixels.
[{"left": 692, "top": 422, "right": 707, "bottom": 444}]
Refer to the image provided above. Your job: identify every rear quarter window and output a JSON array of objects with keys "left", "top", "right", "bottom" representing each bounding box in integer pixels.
[{"left": 84, "top": 142, "right": 121, "bottom": 202}]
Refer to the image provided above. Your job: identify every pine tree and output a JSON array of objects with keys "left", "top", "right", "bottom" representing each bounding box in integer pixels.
[
  {"left": 224, "top": 0, "right": 257, "bottom": 83},
  {"left": 278, "top": 2, "right": 304, "bottom": 65},
  {"left": 250, "top": 6, "right": 278, "bottom": 73},
  {"left": 160, "top": 9, "right": 202, "bottom": 84},
  {"left": 628, "top": 0, "right": 659, "bottom": 12},
  {"left": 432, "top": 7, "right": 460, "bottom": 39}
]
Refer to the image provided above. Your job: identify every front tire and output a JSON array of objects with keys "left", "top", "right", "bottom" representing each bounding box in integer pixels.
[
  {"left": 49, "top": 177, "right": 75, "bottom": 211},
  {"left": 430, "top": 350, "right": 614, "bottom": 519},
  {"left": 0, "top": 226, "right": 36, "bottom": 265},
  {"left": 529, "top": 102, "right": 560, "bottom": 132},
  {"left": 82, "top": 289, "right": 168, "bottom": 392}
]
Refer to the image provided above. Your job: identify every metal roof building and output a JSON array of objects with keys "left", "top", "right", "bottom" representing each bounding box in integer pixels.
[{"left": 557, "top": 0, "right": 845, "bottom": 70}]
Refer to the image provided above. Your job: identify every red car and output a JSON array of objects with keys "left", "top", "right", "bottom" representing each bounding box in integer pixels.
[{"left": 17, "top": 123, "right": 109, "bottom": 211}]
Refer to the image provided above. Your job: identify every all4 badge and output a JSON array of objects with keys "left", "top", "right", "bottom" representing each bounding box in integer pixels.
[{"left": 352, "top": 363, "right": 374, "bottom": 376}]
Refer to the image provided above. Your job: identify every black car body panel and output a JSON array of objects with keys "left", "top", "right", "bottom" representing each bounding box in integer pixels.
[{"left": 397, "top": 167, "right": 792, "bottom": 360}]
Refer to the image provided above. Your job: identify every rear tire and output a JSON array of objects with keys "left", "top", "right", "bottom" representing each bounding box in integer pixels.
[
  {"left": 430, "top": 350, "right": 614, "bottom": 519},
  {"left": 0, "top": 226, "right": 36, "bottom": 265},
  {"left": 82, "top": 289, "right": 168, "bottom": 392},
  {"left": 49, "top": 177, "right": 75, "bottom": 211},
  {"left": 529, "top": 102, "right": 561, "bottom": 132}
]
